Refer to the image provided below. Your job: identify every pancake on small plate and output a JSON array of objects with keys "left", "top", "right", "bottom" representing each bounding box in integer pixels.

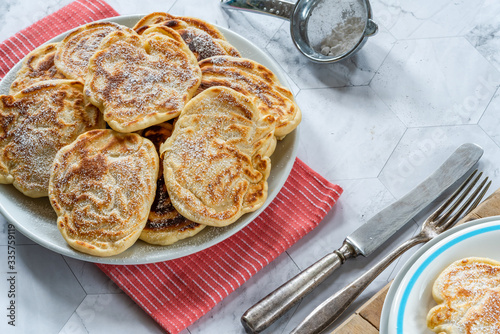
[
  {"left": 49, "top": 129, "right": 159, "bottom": 257},
  {"left": 427, "top": 257, "right": 500, "bottom": 334},
  {"left": 140, "top": 122, "right": 206, "bottom": 246},
  {"left": 0, "top": 79, "right": 104, "bottom": 198},
  {"left": 85, "top": 26, "right": 201, "bottom": 133},
  {"left": 133, "top": 12, "right": 240, "bottom": 61},
  {"left": 161, "top": 86, "right": 276, "bottom": 227},
  {"left": 198, "top": 56, "right": 301, "bottom": 139},
  {"left": 54, "top": 22, "right": 133, "bottom": 81},
  {"left": 10, "top": 43, "right": 66, "bottom": 94}
]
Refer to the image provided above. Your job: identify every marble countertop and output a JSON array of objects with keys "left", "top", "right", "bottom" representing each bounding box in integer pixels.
[{"left": 2, "top": 0, "right": 500, "bottom": 333}]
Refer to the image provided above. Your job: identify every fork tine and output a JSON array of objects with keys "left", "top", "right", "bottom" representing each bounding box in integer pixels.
[
  {"left": 436, "top": 171, "right": 483, "bottom": 224},
  {"left": 426, "top": 170, "right": 478, "bottom": 221},
  {"left": 440, "top": 176, "right": 491, "bottom": 231},
  {"left": 466, "top": 180, "right": 492, "bottom": 215}
]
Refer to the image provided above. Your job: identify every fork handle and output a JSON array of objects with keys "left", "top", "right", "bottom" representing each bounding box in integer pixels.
[
  {"left": 290, "top": 235, "right": 427, "bottom": 334},
  {"left": 241, "top": 242, "right": 356, "bottom": 333}
]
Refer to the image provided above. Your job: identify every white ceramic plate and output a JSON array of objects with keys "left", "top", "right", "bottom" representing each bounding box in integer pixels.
[
  {"left": 0, "top": 15, "right": 299, "bottom": 265},
  {"left": 380, "top": 216, "right": 500, "bottom": 334}
]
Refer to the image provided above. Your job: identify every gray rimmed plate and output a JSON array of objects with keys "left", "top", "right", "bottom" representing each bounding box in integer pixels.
[{"left": 0, "top": 14, "right": 299, "bottom": 265}]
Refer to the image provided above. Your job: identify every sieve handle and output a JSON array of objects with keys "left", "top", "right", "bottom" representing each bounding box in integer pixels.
[{"left": 220, "top": 0, "right": 295, "bottom": 20}]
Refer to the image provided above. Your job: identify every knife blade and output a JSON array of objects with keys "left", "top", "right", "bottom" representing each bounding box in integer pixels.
[
  {"left": 347, "top": 142, "right": 483, "bottom": 256},
  {"left": 241, "top": 143, "right": 483, "bottom": 333}
]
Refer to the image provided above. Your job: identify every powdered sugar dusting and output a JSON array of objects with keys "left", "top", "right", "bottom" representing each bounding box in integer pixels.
[
  {"left": 428, "top": 258, "right": 500, "bottom": 334},
  {"left": 86, "top": 29, "right": 201, "bottom": 132},
  {"left": 161, "top": 87, "right": 275, "bottom": 226},
  {"left": 0, "top": 80, "right": 103, "bottom": 197}
]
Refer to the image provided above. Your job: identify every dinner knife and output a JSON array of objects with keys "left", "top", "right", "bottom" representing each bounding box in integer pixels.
[{"left": 241, "top": 143, "right": 483, "bottom": 333}]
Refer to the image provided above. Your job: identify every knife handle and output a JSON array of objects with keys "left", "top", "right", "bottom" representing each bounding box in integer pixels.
[
  {"left": 290, "top": 236, "right": 423, "bottom": 334},
  {"left": 241, "top": 242, "right": 356, "bottom": 333}
]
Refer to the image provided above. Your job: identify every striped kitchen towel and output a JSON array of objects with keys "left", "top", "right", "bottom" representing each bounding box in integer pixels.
[
  {"left": 0, "top": 1, "right": 343, "bottom": 333},
  {"left": 0, "top": 0, "right": 118, "bottom": 76},
  {"left": 98, "top": 159, "right": 341, "bottom": 333}
]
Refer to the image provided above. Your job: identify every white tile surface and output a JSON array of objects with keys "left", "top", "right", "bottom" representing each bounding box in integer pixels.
[
  {"left": 63, "top": 257, "right": 121, "bottom": 294},
  {"left": 59, "top": 293, "right": 166, "bottom": 334},
  {"left": 0, "top": 244, "right": 85, "bottom": 334},
  {"left": 371, "top": 0, "right": 486, "bottom": 39},
  {"left": 295, "top": 86, "right": 406, "bottom": 180},
  {"left": 370, "top": 37, "right": 500, "bottom": 127},
  {"left": 1, "top": 0, "right": 500, "bottom": 333}
]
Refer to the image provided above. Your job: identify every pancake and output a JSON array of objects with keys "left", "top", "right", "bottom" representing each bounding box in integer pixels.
[
  {"left": 10, "top": 43, "right": 66, "bottom": 94},
  {"left": 427, "top": 257, "right": 500, "bottom": 334},
  {"left": 160, "top": 86, "right": 276, "bottom": 227},
  {"left": 0, "top": 80, "right": 104, "bottom": 198},
  {"left": 49, "top": 129, "right": 159, "bottom": 257},
  {"left": 54, "top": 22, "right": 133, "bottom": 81},
  {"left": 133, "top": 12, "right": 240, "bottom": 61},
  {"left": 140, "top": 123, "right": 206, "bottom": 245},
  {"left": 85, "top": 26, "right": 201, "bottom": 133},
  {"left": 198, "top": 56, "right": 301, "bottom": 139}
]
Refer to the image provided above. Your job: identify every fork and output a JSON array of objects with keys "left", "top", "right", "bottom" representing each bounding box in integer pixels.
[{"left": 290, "top": 170, "right": 491, "bottom": 334}]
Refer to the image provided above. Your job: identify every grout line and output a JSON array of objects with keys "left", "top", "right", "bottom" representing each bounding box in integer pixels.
[{"left": 62, "top": 255, "right": 87, "bottom": 294}]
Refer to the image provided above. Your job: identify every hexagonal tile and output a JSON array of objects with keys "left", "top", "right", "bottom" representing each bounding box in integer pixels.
[
  {"left": 466, "top": 1, "right": 500, "bottom": 73},
  {"left": 59, "top": 294, "right": 165, "bottom": 334},
  {"left": 169, "top": 0, "right": 284, "bottom": 51},
  {"left": 0, "top": 245, "right": 85, "bottom": 334},
  {"left": 371, "top": 37, "right": 500, "bottom": 127},
  {"left": 265, "top": 23, "right": 396, "bottom": 89},
  {"left": 479, "top": 90, "right": 500, "bottom": 146},
  {"left": 379, "top": 125, "right": 500, "bottom": 199},
  {"left": 371, "top": 0, "right": 485, "bottom": 39},
  {"left": 63, "top": 257, "right": 121, "bottom": 295},
  {"left": 295, "top": 86, "right": 406, "bottom": 180}
]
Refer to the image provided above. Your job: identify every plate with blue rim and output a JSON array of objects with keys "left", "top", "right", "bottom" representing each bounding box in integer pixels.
[{"left": 380, "top": 215, "right": 500, "bottom": 334}]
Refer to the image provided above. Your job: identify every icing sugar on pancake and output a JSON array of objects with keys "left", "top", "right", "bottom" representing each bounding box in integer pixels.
[
  {"left": 0, "top": 80, "right": 104, "bottom": 198},
  {"left": 85, "top": 27, "right": 201, "bottom": 133},
  {"left": 10, "top": 43, "right": 66, "bottom": 94},
  {"left": 198, "top": 56, "right": 301, "bottom": 139},
  {"left": 140, "top": 123, "right": 206, "bottom": 245},
  {"left": 49, "top": 129, "right": 159, "bottom": 257},
  {"left": 160, "top": 86, "right": 276, "bottom": 227},
  {"left": 427, "top": 257, "right": 500, "bottom": 334},
  {"left": 133, "top": 12, "right": 240, "bottom": 61},
  {"left": 54, "top": 22, "right": 133, "bottom": 81}
]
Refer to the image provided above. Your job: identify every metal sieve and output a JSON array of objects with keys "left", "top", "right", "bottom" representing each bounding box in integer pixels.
[{"left": 220, "top": 0, "right": 378, "bottom": 63}]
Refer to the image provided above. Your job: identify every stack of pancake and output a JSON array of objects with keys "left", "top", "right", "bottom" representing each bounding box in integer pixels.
[{"left": 0, "top": 13, "right": 301, "bottom": 257}]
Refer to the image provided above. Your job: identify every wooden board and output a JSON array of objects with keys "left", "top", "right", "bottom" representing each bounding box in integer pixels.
[{"left": 332, "top": 187, "right": 500, "bottom": 333}]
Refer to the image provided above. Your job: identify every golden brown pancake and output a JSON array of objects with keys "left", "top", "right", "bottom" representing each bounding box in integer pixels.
[
  {"left": 160, "top": 86, "right": 276, "bottom": 226},
  {"left": 0, "top": 80, "right": 104, "bottom": 198},
  {"left": 133, "top": 12, "right": 240, "bottom": 61},
  {"left": 140, "top": 123, "right": 206, "bottom": 245},
  {"left": 54, "top": 22, "right": 133, "bottom": 81},
  {"left": 427, "top": 257, "right": 500, "bottom": 334},
  {"left": 49, "top": 129, "right": 159, "bottom": 257},
  {"left": 10, "top": 43, "right": 67, "bottom": 94},
  {"left": 198, "top": 56, "right": 301, "bottom": 139},
  {"left": 85, "top": 26, "right": 201, "bottom": 133}
]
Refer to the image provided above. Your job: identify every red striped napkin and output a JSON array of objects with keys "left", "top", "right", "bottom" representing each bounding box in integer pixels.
[{"left": 0, "top": 1, "right": 343, "bottom": 333}]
